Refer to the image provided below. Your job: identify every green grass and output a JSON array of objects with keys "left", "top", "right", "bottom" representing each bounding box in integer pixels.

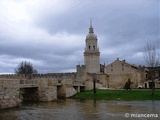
[{"left": 71, "top": 89, "right": 160, "bottom": 100}]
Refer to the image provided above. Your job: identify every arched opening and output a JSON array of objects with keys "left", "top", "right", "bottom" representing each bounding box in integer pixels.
[{"left": 20, "top": 87, "right": 39, "bottom": 101}]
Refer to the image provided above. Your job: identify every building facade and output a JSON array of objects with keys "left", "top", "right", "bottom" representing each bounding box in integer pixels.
[
  {"left": 105, "top": 58, "right": 146, "bottom": 88},
  {"left": 144, "top": 67, "right": 160, "bottom": 88}
]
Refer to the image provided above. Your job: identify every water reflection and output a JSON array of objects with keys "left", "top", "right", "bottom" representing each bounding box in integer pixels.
[{"left": 0, "top": 99, "right": 160, "bottom": 120}]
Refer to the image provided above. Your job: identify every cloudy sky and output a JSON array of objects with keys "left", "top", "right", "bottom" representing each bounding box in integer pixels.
[{"left": 0, "top": 0, "right": 159, "bottom": 74}]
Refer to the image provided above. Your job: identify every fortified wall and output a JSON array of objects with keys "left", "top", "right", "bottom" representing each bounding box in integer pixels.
[
  {"left": 0, "top": 78, "right": 21, "bottom": 109},
  {"left": 0, "top": 71, "right": 85, "bottom": 109},
  {"left": 107, "top": 71, "right": 146, "bottom": 89}
]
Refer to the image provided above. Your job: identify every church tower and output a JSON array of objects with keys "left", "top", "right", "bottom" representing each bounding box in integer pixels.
[{"left": 84, "top": 20, "right": 100, "bottom": 73}]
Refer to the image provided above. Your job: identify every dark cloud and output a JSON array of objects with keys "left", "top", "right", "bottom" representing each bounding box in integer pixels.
[{"left": 0, "top": 0, "right": 159, "bottom": 73}]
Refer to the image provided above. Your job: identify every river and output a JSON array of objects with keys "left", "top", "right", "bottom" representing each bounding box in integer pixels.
[{"left": 0, "top": 99, "right": 160, "bottom": 120}]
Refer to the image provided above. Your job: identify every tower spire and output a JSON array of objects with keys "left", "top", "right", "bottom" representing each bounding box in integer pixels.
[
  {"left": 89, "top": 19, "right": 94, "bottom": 34},
  {"left": 90, "top": 19, "right": 92, "bottom": 28}
]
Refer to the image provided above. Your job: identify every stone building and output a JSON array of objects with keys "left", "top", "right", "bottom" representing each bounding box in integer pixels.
[
  {"left": 144, "top": 67, "right": 160, "bottom": 88},
  {"left": 105, "top": 58, "right": 146, "bottom": 88}
]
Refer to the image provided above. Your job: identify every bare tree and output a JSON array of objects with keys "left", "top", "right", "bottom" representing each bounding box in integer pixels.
[
  {"left": 144, "top": 43, "right": 159, "bottom": 96},
  {"left": 15, "top": 61, "right": 38, "bottom": 77},
  {"left": 144, "top": 43, "right": 159, "bottom": 67}
]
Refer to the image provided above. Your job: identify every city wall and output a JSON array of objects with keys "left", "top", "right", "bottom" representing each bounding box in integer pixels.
[
  {"left": 0, "top": 79, "right": 21, "bottom": 109},
  {"left": 0, "top": 72, "right": 85, "bottom": 109},
  {"left": 108, "top": 72, "right": 146, "bottom": 89}
]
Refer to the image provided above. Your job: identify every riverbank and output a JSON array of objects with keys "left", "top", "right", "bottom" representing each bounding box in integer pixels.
[{"left": 71, "top": 89, "right": 160, "bottom": 100}]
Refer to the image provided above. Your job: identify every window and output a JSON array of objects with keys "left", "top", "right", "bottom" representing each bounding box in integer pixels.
[
  {"left": 122, "top": 63, "right": 124, "bottom": 71},
  {"left": 89, "top": 45, "right": 90, "bottom": 50},
  {"left": 93, "top": 45, "right": 95, "bottom": 50}
]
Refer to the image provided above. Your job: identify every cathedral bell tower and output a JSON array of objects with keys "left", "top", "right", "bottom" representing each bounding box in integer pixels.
[{"left": 84, "top": 20, "right": 100, "bottom": 73}]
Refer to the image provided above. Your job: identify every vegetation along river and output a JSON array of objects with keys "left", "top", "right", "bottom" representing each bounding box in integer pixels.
[{"left": 0, "top": 99, "right": 160, "bottom": 120}]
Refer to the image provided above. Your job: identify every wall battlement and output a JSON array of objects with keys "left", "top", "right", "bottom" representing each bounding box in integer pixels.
[
  {"left": 76, "top": 65, "right": 86, "bottom": 69},
  {"left": 0, "top": 74, "right": 25, "bottom": 79},
  {"left": 0, "top": 72, "right": 77, "bottom": 79},
  {"left": 47, "top": 73, "right": 76, "bottom": 79},
  {"left": 76, "top": 65, "right": 86, "bottom": 73}
]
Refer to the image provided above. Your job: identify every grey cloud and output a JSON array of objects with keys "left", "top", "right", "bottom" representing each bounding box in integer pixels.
[{"left": 0, "top": 0, "right": 159, "bottom": 73}]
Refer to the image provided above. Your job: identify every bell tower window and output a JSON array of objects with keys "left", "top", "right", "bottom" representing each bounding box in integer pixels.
[{"left": 93, "top": 45, "right": 95, "bottom": 50}]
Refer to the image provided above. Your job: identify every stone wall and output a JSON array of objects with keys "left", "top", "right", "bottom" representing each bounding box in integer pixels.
[
  {"left": 76, "top": 65, "right": 86, "bottom": 81},
  {"left": 0, "top": 79, "right": 21, "bottom": 109},
  {"left": 108, "top": 74, "right": 132, "bottom": 89},
  {"left": 95, "top": 74, "right": 108, "bottom": 88},
  {"left": 107, "top": 72, "right": 146, "bottom": 89},
  {"left": 83, "top": 73, "right": 108, "bottom": 90},
  {"left": 0, "top": 74, "right": 82, "bottom": 109},
  {"left": 38, "top": 86, "right": 57, "bottom": 101},
  {"left": 57, "top": 79, "right": 77, "bottom": 98}
]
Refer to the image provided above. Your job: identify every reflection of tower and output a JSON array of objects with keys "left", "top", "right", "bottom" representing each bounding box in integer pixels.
[{"left": 84, "top": 20, "right": 100, "bottom": 73}]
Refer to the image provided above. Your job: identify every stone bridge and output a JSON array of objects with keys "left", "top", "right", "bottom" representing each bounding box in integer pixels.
[
  {"left": 19, "top": 79, "right": 85, "bottom": 89},
  {"left": 19, "top": 79, "right": 38, "bottom": 88},
  {"left": 0, "top": 74, "right": 85, "bottom": 109},
  {"left": 19, "top": 79, "right": 85, "bottom": 101}
]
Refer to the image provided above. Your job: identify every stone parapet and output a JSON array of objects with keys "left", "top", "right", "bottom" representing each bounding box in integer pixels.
[{"left": 0, "top": 73, "right": 77, "bottom": 79}]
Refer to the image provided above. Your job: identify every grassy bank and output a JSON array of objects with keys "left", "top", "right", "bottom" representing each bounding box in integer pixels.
[{"left": 71, "top": 89, "right": 160, "bottom": 100}]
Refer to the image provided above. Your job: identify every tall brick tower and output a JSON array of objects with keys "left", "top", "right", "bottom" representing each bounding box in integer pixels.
[{"left": 84, "top": 20, "right": 100, "bottom": 73}]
